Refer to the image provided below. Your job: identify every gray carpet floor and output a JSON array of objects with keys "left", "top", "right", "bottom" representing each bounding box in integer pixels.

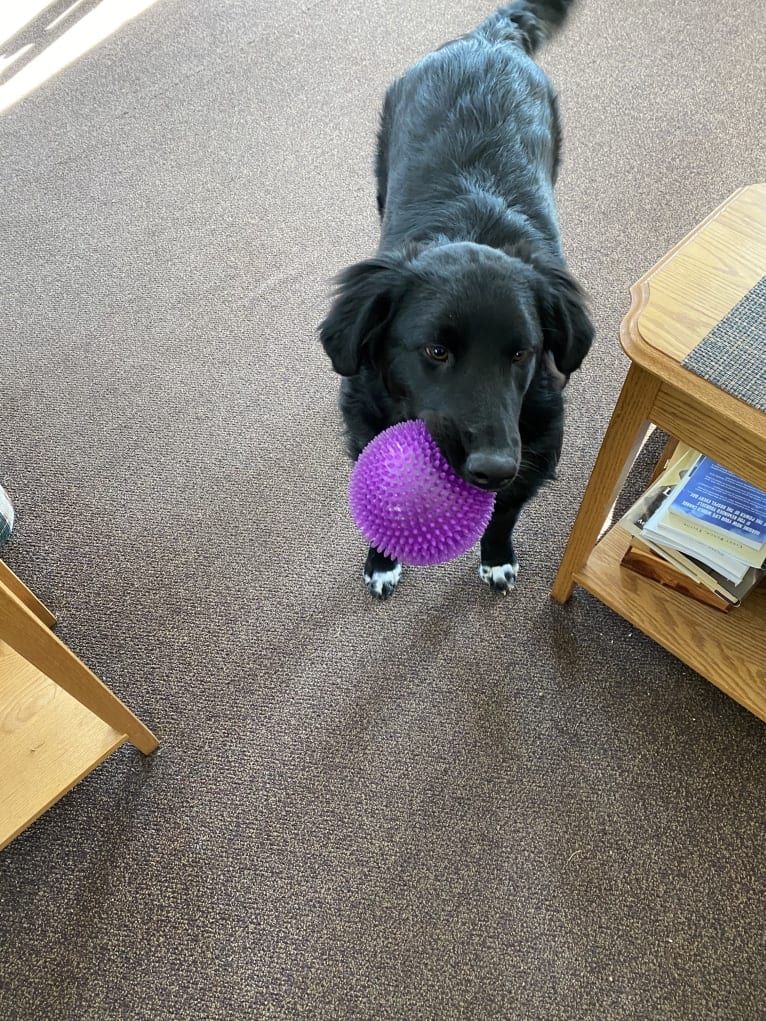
[{"left": 1, "top": 1, "right": 765, "bottom": 1018}]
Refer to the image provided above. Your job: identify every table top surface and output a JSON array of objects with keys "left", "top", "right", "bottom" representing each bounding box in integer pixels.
[{"left": 623, "top": 183, "right": 766, "bottom": 365}]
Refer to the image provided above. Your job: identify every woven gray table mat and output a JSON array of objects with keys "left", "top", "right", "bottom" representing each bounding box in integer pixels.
[{"left": 682, "top": 275, "right": 766, "bottom": 412}]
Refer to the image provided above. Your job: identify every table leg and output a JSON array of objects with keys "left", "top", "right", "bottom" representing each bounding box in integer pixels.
[{"left": 551, "top": 362, "right": 661, "bottom": 603}]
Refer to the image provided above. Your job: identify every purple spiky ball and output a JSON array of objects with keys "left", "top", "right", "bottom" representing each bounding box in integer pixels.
[{"left": 349, "top": 420, "right": 496, "bottom": 567}]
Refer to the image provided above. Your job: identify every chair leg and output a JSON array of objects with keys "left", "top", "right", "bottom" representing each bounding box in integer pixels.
[
  {"left": 0, "top": 560, "right": 56, "bottom": 627},
  {"left": 0, "top": 582, "right": 158, "bottom": 755},
  {"left": 551, "top": 362, "right": 661, "bottom": 603}
]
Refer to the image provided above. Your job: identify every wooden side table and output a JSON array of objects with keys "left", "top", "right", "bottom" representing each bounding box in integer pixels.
[
  {"left": 552, "top": 184, "right": 766, "bottom": 721},
  {"left": 0, "top": 560, "right": 159, "bottom": 850}
]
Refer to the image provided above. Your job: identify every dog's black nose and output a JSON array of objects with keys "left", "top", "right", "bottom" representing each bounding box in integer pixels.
[{"left": 464, "top": 453, "right": 518, "bottom": 490}]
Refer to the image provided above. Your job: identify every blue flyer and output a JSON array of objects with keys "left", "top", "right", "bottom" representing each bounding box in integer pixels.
[{"left": 670, "top": 457, "right": 766, "bottom": 549}]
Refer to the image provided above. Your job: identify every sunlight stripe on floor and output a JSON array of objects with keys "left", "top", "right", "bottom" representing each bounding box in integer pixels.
[
  {"left": 0, "top": 44, "right": 34, "bottom": 78},
  {"left": 0, "top": 1, "right": 58, "bottom": 50},
  {"left": 0, "top": 0, "right": 160, "bottom": 114},
  {"left": 46, "top": 0, "right": 90, "bottom": 33}
]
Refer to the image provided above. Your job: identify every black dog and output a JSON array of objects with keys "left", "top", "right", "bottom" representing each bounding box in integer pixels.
[{"left": 320, "top": 0, "right": 593, "bottom": 599}]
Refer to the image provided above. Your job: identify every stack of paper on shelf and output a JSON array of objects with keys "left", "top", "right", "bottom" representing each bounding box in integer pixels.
[{"left": 619, "top": 444, "right": 766, "bottom": 609}]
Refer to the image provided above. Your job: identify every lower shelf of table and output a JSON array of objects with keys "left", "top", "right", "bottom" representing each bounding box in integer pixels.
[
  {"left": 0, "top": 641, "right": 125, "bottom": 851},
  {"left": 573, "top": 525, "right": 766, "bottom": 721}
]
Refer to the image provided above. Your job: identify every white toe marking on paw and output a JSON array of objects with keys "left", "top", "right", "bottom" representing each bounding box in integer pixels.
[
  {"left": 479, "top": 562, "right": 519, "bottom": 590},
  {"left": 364, "top": 563, "right": 402, "bottom": 597}
]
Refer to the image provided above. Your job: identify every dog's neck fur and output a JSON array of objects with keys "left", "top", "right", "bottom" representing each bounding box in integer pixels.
[{"left": 382, "top": 187, "right": 563, "bottom": 264}]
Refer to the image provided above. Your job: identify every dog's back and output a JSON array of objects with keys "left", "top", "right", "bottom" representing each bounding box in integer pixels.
[{"left": 375, "top": 1, "right": 576, "bottom": 252}]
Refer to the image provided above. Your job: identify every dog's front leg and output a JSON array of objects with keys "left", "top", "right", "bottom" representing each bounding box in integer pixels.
[
  {"left": 479, "top": 500, "right": 524, "bottom": 595},
  {"left": 363, "top": 547, "right": 402, "bottom": 599}
]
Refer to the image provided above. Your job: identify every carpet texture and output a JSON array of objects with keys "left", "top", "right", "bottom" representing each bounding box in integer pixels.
[{"left": 1, "top": 1, "right": 765, "bottom": 1018}]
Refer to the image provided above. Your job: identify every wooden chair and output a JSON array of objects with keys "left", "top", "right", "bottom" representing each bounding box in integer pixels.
[{"left": 0, "top": 559, "right": 159, "bottom": 849}]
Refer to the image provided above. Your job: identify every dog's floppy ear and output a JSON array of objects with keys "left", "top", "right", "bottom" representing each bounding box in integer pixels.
[
  {"left": 319, "top": 254, "right": 408, "bottom": 377},
  {"left": 533, "top": 260, "right": 594, "bottom": 380}
]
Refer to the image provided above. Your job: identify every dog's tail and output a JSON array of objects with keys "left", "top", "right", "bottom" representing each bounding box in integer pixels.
[{"left": 477, "top": 0, "right": 577, "bottom": 54}]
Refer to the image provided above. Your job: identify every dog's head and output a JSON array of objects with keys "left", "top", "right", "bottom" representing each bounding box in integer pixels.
[{"left": 319, "top": 241, "right": 593, "bottom": 490}]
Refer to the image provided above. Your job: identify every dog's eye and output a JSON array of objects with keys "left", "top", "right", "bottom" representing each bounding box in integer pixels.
[
  {"left": 424, "top": 344, "right": 450, "bottom": 363},
  {"left": 512, "top": 349, "right": 531, "bottom": 363}
]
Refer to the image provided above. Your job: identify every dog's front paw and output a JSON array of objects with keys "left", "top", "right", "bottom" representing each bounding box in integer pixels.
[
  {"left": 479, "top": 560, "right": 519, "bottom": 595},
  {"left": 364, "top": 562, "right": 402, "bottom": 599},
  {"left": 363, "top": 547, "right": 402, "bottom": 600}
]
